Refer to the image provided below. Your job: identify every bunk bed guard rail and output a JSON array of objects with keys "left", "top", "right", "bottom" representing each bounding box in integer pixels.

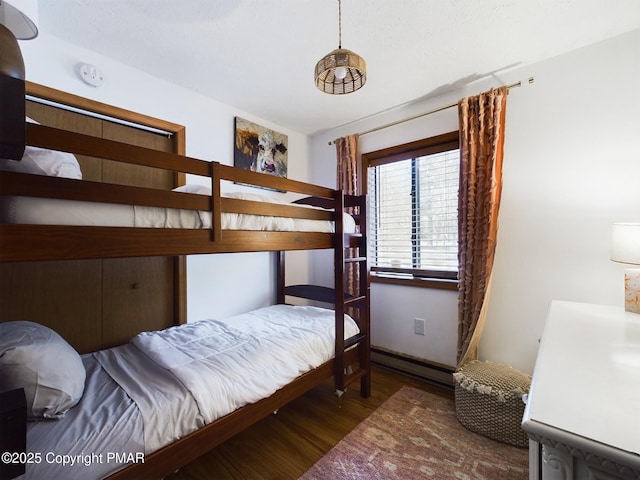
[{"left": 0, "top": 122, "right": 363, "bottom": 261}]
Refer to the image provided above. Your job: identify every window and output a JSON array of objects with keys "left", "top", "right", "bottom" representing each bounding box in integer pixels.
[{"left": 364, "top": 132, "right": 459, "bottom": 282}]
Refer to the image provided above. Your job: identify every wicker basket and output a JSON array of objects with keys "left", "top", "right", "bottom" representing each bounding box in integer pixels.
[{"left": 453, "top": 360, "right": 531, "bottom": 447}]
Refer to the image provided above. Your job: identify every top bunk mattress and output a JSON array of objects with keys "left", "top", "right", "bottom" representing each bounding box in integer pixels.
[{"left": 1, "top": 189, "right": 356, "bottom": 233}]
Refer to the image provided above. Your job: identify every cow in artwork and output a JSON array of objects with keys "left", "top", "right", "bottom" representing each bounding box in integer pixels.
[{"left": 234, "top": 118, "right": 288, "bottom": 178}]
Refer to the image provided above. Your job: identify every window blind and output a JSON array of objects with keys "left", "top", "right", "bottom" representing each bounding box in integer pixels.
[{"left": 369, "top": 149, "right": 460, "bottom": 277}]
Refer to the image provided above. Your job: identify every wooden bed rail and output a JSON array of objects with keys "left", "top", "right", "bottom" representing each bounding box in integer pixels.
[
  {"left": 0, "top": 171, "right": 336, "bottom": 224},
  {"left": 25, "top": 122, "right": 335, "bottom": 198},
  {"left": 27, "top": 123, "right": 209, "bottom": 177}
]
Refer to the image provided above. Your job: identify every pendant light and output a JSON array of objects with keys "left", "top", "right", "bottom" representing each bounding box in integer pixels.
[{"left": 314, "top": 0, "right": 366, "bottom": 95}]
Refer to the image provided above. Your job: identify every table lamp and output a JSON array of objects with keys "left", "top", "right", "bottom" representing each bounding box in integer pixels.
[
  {"left": 0, "top": 0, "right": 39, "bottom": 160},
  {"left": 611, "top": 223, "right": 640, "bottom": 314}
]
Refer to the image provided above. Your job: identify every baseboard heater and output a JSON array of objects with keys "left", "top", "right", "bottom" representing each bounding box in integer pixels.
[{"left": 371, "top": 347, "right": 455, "bottom": 390}]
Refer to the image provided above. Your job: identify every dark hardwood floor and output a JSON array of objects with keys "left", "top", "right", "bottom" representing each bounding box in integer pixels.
[{"left": 166, "top": 366, "right": 453, "bottom": 480}]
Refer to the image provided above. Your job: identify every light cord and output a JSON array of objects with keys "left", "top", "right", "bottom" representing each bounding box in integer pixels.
[{"left": 338, "top": 0, "right": 342, "bottom": 48}]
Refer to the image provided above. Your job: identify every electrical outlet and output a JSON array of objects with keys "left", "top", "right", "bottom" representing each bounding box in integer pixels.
[{"left": 414, "top": 318, "right": 425, "bottom": 336}]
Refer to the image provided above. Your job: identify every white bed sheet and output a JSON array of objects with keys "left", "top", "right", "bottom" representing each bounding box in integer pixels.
[
  {"left": 2, "top": 194, "right": 356, "bottom": 232},
  {"left": 25, "top": 353, "right": 144, "bottom": 480}
]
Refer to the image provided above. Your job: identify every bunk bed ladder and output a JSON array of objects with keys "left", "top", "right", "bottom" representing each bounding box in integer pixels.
[
  {"left": 275, "top": 192, "right": 370, "bottom": 399},
  {"left": 333, "top": 192, "right": 371, "bottom": 398}
]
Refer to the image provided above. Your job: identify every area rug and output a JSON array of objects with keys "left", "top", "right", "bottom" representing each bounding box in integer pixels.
[{"left": 299, "top": 386, "right": 528, "bottom": 480}]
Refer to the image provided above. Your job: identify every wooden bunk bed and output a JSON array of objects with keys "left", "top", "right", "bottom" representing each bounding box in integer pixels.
[{"left": 0, "top": 83, "right": 370, "bottom": 480}]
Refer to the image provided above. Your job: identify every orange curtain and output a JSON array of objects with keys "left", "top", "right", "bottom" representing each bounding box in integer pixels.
[
  {"left": 336, "top": 135, "right": 359, "bottom": 196},
  {"left": 457, "top": 87, "right": 507, "bottom": 367},
  {"left": 335, "top": 134, "right": 360, "bottom": 296}
]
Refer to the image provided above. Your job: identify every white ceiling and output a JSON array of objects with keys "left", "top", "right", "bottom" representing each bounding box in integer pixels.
[{"left": 39, "top": 0, "right": 640, "bottom": 135}]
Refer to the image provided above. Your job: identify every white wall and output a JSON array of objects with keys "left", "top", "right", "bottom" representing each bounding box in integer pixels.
[
  {"left": 310, "top": 29, "right": 640, "bottom": 374},
  {"left": 20, "top": 33, "right": 312, "bottom": 321}
]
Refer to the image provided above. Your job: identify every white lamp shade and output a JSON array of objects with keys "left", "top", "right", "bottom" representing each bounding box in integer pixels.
[
  {"left": 0, "top": 0, "right": 39, "bottom": 39},
  {"left": 611, "top": 223, "right": 640, "bottom": 265}
]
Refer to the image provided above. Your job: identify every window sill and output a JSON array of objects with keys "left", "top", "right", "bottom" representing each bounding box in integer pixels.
[{"left": 370, "top": 272, "right": 458, "bottom": 291}]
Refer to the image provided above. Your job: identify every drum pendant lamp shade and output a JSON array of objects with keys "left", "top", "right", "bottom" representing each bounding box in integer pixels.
[{"left": 315, "top": 0, "right": 366, "bottom": 95}]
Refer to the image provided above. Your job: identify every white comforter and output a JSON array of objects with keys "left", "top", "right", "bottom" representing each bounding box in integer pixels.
[
  {"left": 130, "top": 304, "right": 359, "bottom": 431},
  {"left": 94, "top": 344, "right": 202, "bottom": 454}
]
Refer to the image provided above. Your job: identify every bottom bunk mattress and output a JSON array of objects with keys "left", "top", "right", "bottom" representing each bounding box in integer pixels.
[{"left": 18, "top": 304, "right": 359, "bottom": 479}]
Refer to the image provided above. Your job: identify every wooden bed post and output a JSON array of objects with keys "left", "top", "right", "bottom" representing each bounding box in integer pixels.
[
  {"left": 333, "top": 190, "right": 346, "bottom": 394},
  {"left": 337, "top": 194, "right": 371, "bottom": 398},
  {"left": 210, "top": 161, "right": 222, "bottom": 243},
  {"left": 276, "top": 251, "right": 285, "bottom": 304},
  {"left": 356, "top": 194, "right": 371, "bottom": 398}
]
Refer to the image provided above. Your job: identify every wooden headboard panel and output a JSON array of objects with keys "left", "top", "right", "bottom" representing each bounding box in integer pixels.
[{"left": 0, "top": 83, "right": 187, "bottom": 354}]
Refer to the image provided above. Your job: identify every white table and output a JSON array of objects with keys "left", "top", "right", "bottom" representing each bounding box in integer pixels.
[{"left": 522, "top": 300, "right": 640, "bottom": 480}]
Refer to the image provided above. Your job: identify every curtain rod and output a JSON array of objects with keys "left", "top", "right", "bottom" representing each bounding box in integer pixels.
[{"left": 329, "top": 79, "right": 530, "bottom": 145}]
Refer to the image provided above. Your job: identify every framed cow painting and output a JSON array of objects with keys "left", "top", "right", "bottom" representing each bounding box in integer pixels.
[{"left": 233, "top": 117, "right": 288, "bottom": 178}]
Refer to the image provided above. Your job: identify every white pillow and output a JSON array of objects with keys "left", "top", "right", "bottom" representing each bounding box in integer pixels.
[
  {"left": 0, "top": 118, "right": 82, "bottom": 179},
  {"left": 173, "top": 185, "right": 286, "bottom": 205},
  {"left": 173, "top": 184, "right": 211, "bottom": 195},
  {"left": 0, "top": 321, "right": 86, "bottom": 420},
  {"left": 224, "top": 191, "right": 285, "bottom": 204}
]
